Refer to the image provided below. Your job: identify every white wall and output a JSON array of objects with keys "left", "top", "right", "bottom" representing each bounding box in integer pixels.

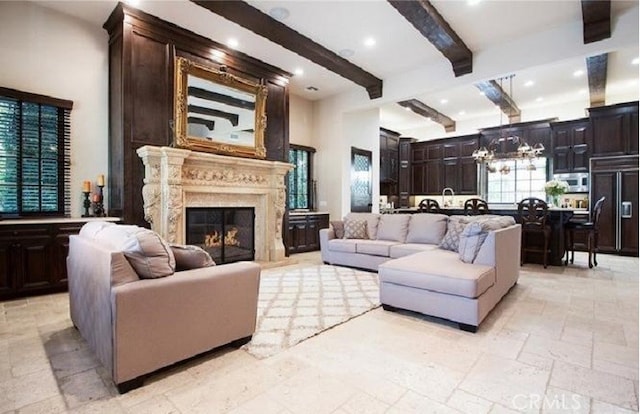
[
  {"left": 0, "top": 1, "right": 108, "bottom": 217},
  {"left": 289, "top": 94, "right": 314, "bottom": 147}
]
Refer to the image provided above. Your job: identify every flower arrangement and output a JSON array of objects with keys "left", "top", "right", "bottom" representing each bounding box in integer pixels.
[{"left": 544, "top": 179, "right": 570, "bottom": 197}]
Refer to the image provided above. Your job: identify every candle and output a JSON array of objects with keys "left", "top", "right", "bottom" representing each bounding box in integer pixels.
[
  {"left": 97, "top": 174, "right": 105, "bottom": 186},
  {"left": 82, "top": 180, "right": 91, "bottom": 192}
]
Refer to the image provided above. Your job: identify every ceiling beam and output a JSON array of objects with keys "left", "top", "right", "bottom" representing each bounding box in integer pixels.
[
  {"left": 191, "top": 0, "right": 383, "bottom": 99},
  {"left": 398, "top": 99, "right": 456, "bottom": 132},
  {"left": 586, "top": 53, "right": 608, "bottom": 107},
  {"left": 387, "top": 0, "right": 472, "bottom": 77},
  {"left": 475, "top": 80, "right": 521, "bottom": 123},
  {"left": 188, "top": 86, "right": 255, "bottom": 110},
  {"left": 188, "top": 104, "right": 239, "bottom": 126},
  {"left": 581, "top": 0, "right": 611, "bottom": 44}
]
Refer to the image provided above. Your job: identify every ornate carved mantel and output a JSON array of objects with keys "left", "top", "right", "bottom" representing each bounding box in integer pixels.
[{"left": 137, "top": 146, "right": 293, "bottom": 262}]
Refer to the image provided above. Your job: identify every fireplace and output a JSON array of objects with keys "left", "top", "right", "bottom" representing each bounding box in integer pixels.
[{"left": 186, "top": 207, "right": 255, "bottom": 264}]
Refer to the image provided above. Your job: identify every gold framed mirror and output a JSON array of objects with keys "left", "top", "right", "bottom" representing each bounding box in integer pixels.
[{"left": 174, "top": 57, "right": 267, "bottom": 159}]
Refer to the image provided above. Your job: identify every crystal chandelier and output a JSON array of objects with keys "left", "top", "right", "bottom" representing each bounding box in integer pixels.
[{"left": 472, "top": 75, "right": 544, "bottom": 174}]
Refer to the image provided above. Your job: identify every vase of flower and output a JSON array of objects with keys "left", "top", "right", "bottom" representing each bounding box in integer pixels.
[{"left": 544, "top": 179, "right": 569, "bottom": 207}]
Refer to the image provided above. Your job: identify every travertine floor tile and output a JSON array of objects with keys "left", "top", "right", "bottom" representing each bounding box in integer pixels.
[
  {"left": 521, "top": 334, "right": 592, "bottom": 368},
  {"left": 388, "top": 390, "right": 460, "bottom": 414},
  {"left": 446, "top": 389, "right": 493, "bottom": 414}
]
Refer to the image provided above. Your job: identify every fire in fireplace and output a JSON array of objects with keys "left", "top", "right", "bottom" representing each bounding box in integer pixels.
[{"left": 186, "top": 207, "right": 255, "bottom": 264}]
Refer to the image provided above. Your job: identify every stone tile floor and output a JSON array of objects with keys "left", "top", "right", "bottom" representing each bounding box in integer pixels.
[{"left": 0, "top": 251, "right": 637, "bottom": 413}]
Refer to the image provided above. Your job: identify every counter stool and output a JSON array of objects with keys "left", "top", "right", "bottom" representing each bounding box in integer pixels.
[
  {"left": 517, "top": 197, "right": 551, "bottom": 268},
  {"left": 464, "top": 198, "right": 489, "bottom": 215},
  {"left": 418, "top": 198, "right": 440, "bottom": 213},
  {"left": 564, "top": 196, "right": 605, "bottom": 268}
]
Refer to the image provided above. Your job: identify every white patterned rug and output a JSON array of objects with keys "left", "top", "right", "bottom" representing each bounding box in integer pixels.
[{"left": 242, "top": 264, "right": 380, "bottom": 359}]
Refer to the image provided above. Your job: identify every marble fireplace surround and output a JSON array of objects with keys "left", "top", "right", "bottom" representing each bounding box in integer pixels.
[{"left": 137, "top": 146, "right": 293, "bottom": 263}]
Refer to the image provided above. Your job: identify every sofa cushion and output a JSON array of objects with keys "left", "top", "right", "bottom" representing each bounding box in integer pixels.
[
  {"left": 458, "top": 216, "right": 517, "bottom": 263},
  {"left": 327, "top": 239, "right": 358, "bottom": 253},
  {"left": 120, "top": 228, "right": 176, "bottom": 279},
  {"left": 170, "top": 244, "right": 216, "bottom": 271},
  {"left": 406, "top": 213, "right": 449, "bottom": 244},
  {"left": 330, "top": 220, "right": 345, "bottom": 239},
  {"left": 376, "top": 214, "right": 411, "bottom": 242},
  {"left": 355, "top": 240, "right": 399, "bottom": 257},
  {"left": 344, "top": 219, "right": 368, "bottom": 239},
  {"left": 389, "top": 243, "right": 440, "bottom": 258},
  {"left": 345, "top": 213, "right": 380, "bottom": 239},
  {"left": 379, "top": 249, "right": 496, "bottom": 299},
  {"left": 439, "top": 216, "right": 470, "bottom": 252}
]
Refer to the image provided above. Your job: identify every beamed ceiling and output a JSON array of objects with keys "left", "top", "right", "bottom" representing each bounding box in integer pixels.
[{"left": 32, "top": 0, "right": 639, "bottom": 138}]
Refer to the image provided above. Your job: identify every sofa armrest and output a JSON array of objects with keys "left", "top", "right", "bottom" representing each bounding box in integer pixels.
[
  {"left": 110, "top": 261, "right": 260, "bottom": 383},
  {"left": 474, "top": 224, "right": 521, "bottom": 291},
  {"left": 319, "top": 228, "right": 335, "bottom": 263}
]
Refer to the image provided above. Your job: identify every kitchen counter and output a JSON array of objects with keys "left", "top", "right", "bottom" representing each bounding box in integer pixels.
[
  {"left": 0, "top": 216, "right": 121, "bottom": 225},
  {"left": 289, "top": 211, "right": 330, "bottom": 216}
]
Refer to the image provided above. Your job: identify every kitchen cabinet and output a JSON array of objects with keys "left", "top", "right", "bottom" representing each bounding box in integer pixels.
[
  {"left": 0, "top": 221, "right": 86, "bottom": 300},
  {"left": 398, "top": 138, "right": 415, "bottom": 208},
  {"left": 287, "top": 213, "right": 330, "bottom": 254},
  {"left": 551, "top": 118, "right": 591, "bottom": 174},
  {"left": 589, "top": 101, "right": 639, "bottom": 157},
  {"left": 590, "top": 155, "right": 639, "bottom": 256},
  {"left": 380, "top": 128, "right": 400, "bottom": 200}
]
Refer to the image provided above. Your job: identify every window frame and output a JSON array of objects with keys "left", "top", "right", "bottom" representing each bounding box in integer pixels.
[
  {"left": 0, "top": 87, "right": 72, "bottom": 218},
  {"left": 288, "top": 144, "right": 315, "bottom": 210},
  {"left": 485, "top": 157, "right": 549, "bottom": 205}
]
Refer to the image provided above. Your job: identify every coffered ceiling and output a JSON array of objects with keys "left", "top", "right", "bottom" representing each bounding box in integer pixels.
[{"left": 33, "top": 0, "right": 639, "bottom": 137}]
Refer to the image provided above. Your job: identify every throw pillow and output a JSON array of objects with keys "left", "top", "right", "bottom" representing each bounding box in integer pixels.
[
  {"left": 405, "top": 213, "right": 449, "bottom": 244},
  {"left": 343, "top": 219, "right": 368, "bottom": 239},
  {"left": 170, "top": 244, "right": 216, "bottom": 271},
  {"left": 344, "top": 213, "right": 380, "bottom": 239},
  {"left": 439, "top": 216, "right": 469, "bottom": 252},
  {"left": 121, "top": 228, "right": 176, "bottom": 279},
  {"left": 330, "top": 220, "right": 345, "bottom": 239},
  {"left": 458, "top": 222, "right": 489, "bottom": 263},
  {"left": 376, "top": 214, "right": 411, "bottom": 242}
]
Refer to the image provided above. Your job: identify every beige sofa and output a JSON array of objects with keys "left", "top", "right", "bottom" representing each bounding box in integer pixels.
[
  {"left": 67, "top": 222, "right": 260, "bottom": 392},
  {"left": 320, "top": 213, "right": 521, "bottom": 332}
]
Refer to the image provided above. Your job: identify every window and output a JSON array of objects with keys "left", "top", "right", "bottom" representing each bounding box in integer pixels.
[
  {"left": 288, "top": 144, "right": 315, "bottom": 210},
  {"left": 0, "top": 88, "right": 72, "bottom": 217},
  {"left": 486, "top": 158, "right": 547, "bottom": 204}
]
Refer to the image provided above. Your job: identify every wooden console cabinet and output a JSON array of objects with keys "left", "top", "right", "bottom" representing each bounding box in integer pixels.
[{"left": 287, "top": 213, "right": 330, "bottom": 254}]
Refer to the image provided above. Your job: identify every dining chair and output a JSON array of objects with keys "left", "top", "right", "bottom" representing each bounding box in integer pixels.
[{"left": 517, "top": 197, "right": 552, "bottom": 268}]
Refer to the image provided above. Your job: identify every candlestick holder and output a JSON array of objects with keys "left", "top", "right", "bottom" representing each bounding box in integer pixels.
[
  {"left": 94, "top": 185, "right": 106, "bottom": 217},
  {"left": 81, "top": 191, "right": 91, "bottom": 217}
]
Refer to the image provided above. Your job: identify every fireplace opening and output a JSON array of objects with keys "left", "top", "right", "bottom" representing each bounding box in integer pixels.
[{"left": 186, "top": 207, "right": 255, "bottom": 264}]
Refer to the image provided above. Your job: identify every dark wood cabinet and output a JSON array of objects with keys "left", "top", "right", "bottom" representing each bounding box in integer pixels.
[
  {"left": 410, "top": 135, "right": 479, "bottom": 196},
  {"left": 398, "top": 138, "right": 415, "bottom": 208},
  {"left": 551, "top": 118, "right": 591, "bottom": 174},
  {"left": 589, "top": 101, "right": 639, "bottom": 157},
  {"left": 287, "top": 213, "right": 329, "bottom": 254},
  {"left": 104, "top": 4, "right": 291, "bottom": 227},
  {"left": 0, "top": 221, "right": 86, "bottom": 300},
  {"left": 380, "top": 128, "right": 400, "bottom": 200}
]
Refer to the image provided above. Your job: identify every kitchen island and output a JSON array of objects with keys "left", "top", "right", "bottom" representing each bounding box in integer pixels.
[{"left": 383, "top": 206, "right": 589, "bottom": 266}]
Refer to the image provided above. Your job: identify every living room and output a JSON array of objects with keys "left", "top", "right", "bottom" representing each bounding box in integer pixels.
[{"left": 0, "top": 0, "right": 639, "bottom": 412}]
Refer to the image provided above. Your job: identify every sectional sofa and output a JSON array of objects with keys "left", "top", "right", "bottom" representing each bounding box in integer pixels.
[{"left": 319, "top": 212, "right": 521, "bottom": 332}]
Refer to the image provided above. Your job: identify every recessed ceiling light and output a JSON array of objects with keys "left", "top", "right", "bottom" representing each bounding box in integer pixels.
[
  {"left": 306, "top": 86, "right": 319, "bottom": 92},
  {"left": 578, "top": 88, "right": 587, "bottom": 94},
  {"left": 440, "top": 99, "right": 448, "bottom": 104},
  {"left": 632, "top": 57, "right": 639, "bottom": 65},
  {"left": 124, "top": 0, "right": 140, "bottom": 6},
  {"left": 363, "top": 37, "right": 376, "bottom": 48},
  {"left": 294, "top": 68, "right": 304, "bottom": 76},
  {"left": 536, "top": 97, "right": 544, "bottom": 102},
  {"left": 227, "top": 38, "right": 239, "bottom": 49},
  {"left": 269, "top": 7, "right": 290, "bottom": 21},
  {"left": 211, "top": 50, "right": 226, "bottom": 61},
  {"left": 404, "top": 107, "right": 412, "bottom": 111},
  {"left": 458, "top": 110, "right": 466, "bottom": 115},
  {"left": 573, "top": 69, "right": 584, "bottom": 77},
  {"left": 479, "top": 91, "right": 486, "bottom": 96},
  {"left": 524, "top": 80, "right": 535, "bottom": 87},
  {"left": 467, "top": 0, "right": 482, "bottom": 5},
  {"left": 338, "top": 49, "right": 355, "bottom": 58}
]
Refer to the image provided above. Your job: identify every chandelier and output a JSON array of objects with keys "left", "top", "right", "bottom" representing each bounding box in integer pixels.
[{"left": 472, "top": 75, "right": 544, "bottom": 174}]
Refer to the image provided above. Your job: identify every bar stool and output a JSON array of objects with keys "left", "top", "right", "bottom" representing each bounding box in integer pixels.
[
  {"left": 517, "top": 197, "right": 552, "bottom": 268},
  {"left": 464, "top": 198, "right": 489, "bottom": 215},
  {"left": 564, "top": 196, "right": 605, "bottom": 268},
  {"left": 418, "top": 198, "right": 440, "bottom": 213}
]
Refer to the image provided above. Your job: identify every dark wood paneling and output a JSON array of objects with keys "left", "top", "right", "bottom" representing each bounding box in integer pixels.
[
  {"left": 591, "top": 171, "right": 617, "bottom": 252},
  {"left": 581, "top": 0, "right": 611, "bottom": 44},
  {"left": 592, "top": 114, "right": 626, "bottom": 156},
  {"left": 265, "top": 81, "right": 289, "bottom": 161},
  {"left": 459, "top": 157, "right": 478, "bottom": 194},
  {"left": 425, "top": 160, "right": 442, "bottom": 194},
  {"left": 620, "top": 170, "right": 639, "bottom": 255},
  {"left": 287, "top": 213, "right": 329, "bottom": 254},
  {"left": 630, "top": 111, "right": 639, "bottom": 155}
]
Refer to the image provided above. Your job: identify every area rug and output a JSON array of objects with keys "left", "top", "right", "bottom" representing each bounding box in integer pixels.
[{"left": 242, "top": 264, "right": 380, "bottom": 359}]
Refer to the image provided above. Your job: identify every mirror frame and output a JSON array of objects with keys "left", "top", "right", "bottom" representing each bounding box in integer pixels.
[{"left": 174, "top": 56, "right": 268, "bottom": 159}]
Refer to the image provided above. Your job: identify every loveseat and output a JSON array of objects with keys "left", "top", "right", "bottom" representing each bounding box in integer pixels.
[
  {"left": 319, "top": 212, "right": 521, "bottom": 332},
  {"left": 67, "top": 221, "right": 260, "bottom": 392}
]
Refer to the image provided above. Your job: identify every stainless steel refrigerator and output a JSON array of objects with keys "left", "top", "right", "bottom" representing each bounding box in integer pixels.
[{"left": 590, "top": 155, "right": 639, "bottom": 255}]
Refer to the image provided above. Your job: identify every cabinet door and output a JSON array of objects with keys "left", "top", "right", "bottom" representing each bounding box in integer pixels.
[
  {"left": 411, "top": 164, "right": 426, "bottom": 194},
  {"left": 0, "top": 238, "right": 15, "bottom": 296},
  {"left": 591, "top": 172, "right": 617, "bottom": 253},
  {"left": 17, "top": 235, "right": 51, "bottom": 291},
  {"left": 443, "top": 158, "right": 458, "bottom": 192},
  {"left": 306, "top": 219, "right": 320, "bottom": 251},
  {"left": 620, "top": 170, "right": 639, "bottom": 255},
  {"left": 52, "top": 225, "right": 83, "bottom": 285},
  {"left": 425, "top": 160, "right": 442, "bottom": 194},
  {"left": 459, "top": 138, "right": 479, "bottom": 157},
  {"left": 459, "top": 157, "right": 478, "bottom": 195},
  {"left": 592, "top": 115, "right": 627, "bottom": 156},
  {"left": 629, "top": 111, "right": 638, "bottom": 155},
  {"left": 552, "top": 127, "right": 572, "bottom": 174},
  {"left": 571, "top": 123, "right": 591, "bottom": 173}
]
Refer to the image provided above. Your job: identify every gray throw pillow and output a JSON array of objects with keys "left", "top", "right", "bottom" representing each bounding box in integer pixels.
[
  {"left": 121, "top": 228, "right": 176, "bottom": 279},
  {"left": 343, "top": 219, "right": 368, "bottom": 239},
  {"left": 170, "top": 244, "right": 216, "bottom": 271},
  {"left": 330, "top": 220, "right": 345, "bottom": 239},
  {"left": 439, "top": 216, "right": 469, "bottom": 252},
  {"left": 458, "top": 222, "right": 489, "bottom": 263}
]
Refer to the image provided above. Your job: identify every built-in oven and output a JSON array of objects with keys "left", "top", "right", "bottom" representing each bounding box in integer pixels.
[{"left": 553, "top": 172, "right": 589, "bottom": 193}]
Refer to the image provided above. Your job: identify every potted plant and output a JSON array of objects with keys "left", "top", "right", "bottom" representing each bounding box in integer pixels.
[{"left": 544, "top": 179, "right": 569, "bottom": 207}]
